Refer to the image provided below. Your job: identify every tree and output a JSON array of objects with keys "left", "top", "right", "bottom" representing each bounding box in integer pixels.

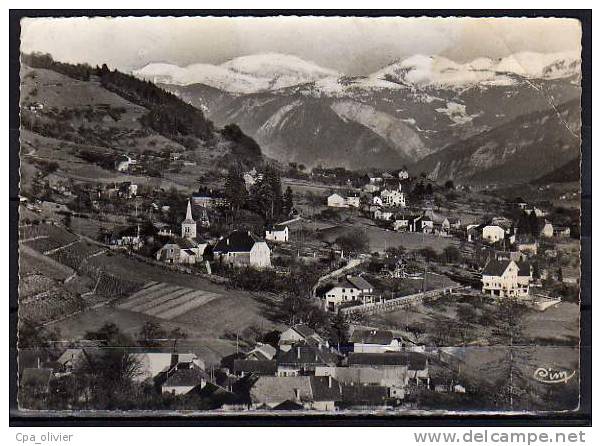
[
  {"left": 224, "top": 164, "right": 248, "bottom": 216},
  {"left": 249, "top": 165, "right": 283, "bottom": 222},
  {"left": 329, "top": 312, "right": 350, "bottom": 345},
  {"left": 335, "top": 229, "right": 369, "bottom": 256},
  {"left": 407, "top": 322, "right": 426, "bottom": 344},
  {"left": 419, "top": 247, "right": 438, "bottom": 263},
  {"left": 444, "top": 180, "right": 455, "bottom": 190},
  {"left": 442, "top": 245, "right": 462, "bottom": 264},
  {"left": 282, "top": 186, "right": 294, "bottom": 217},
  {"left": 137, "top": 321, "right": 167, "bottom": 347}
]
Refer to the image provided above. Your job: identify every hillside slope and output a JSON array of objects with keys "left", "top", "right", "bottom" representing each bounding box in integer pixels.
[
  {"left": 412, "top": 99, "right": 581, "bottom": 184},
  {"left": 20, "top": 56, "right": 264, "bottom": 195}
]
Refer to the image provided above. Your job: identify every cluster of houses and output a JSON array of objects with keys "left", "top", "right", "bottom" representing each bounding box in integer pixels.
[{"left": 20, "top": 322, "right": 464, "bottom": 410}]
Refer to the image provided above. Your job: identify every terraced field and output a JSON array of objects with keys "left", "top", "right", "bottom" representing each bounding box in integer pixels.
[{"left": 118, "top": 282, "right": 222, "bottom": 321}]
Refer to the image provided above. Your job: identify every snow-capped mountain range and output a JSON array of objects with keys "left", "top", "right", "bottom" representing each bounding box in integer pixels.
[
  {"left": 133, "top": 51, "right": 580, "bottom": 94},
  {"left": 134, "top": 52, "right": 581, "bottom": 183}
]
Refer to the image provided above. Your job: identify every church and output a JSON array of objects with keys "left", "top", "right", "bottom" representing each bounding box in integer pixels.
[{"left": 155, "top": 200, "right": 209, "bottom": 265}]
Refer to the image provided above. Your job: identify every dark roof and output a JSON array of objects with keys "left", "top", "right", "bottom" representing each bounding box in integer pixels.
[
  {"left": 232, "top": 360, "right": 277, "bottom": 375},
  {"left": 331, "top": 276, "right": 374, "bottom": 291},
  {"left": 482, "top": 258, "right": 511, "bottom": 276},
  {"left": 482, "top": 259, "right": 530, "bottom": 277},
  {"left": 213, "top": 230, "right": 264, "bottom": 254},
  {"left": 162, "top": 366, "right": 208, "bottom": 387},
  {"left": 267, "top": 224, "right": 288, "bottom": 231},
  {"left": 278, "top": 345, "right": 339, "bottom": 367},
  {"left": 340, "top": 384, "right": 388, "bottom": 405},
  {"left": 348, "top": 352, "right": 427, "bottom": 370},
  {"left": 272, "top": 399, "right": 304, "bottom": 410},
  {"left": 310, "top": 376, "right": 343, "bottom": 401},
  {"left": 350, "top": 329, "right": 394, "bottom": 345},
  {"left": 292, "top": 324, "right": 317, "bottom": 339}
]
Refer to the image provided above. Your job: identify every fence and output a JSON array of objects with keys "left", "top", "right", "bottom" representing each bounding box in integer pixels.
[{"left": 340, "top": 286, "right": 466, "bottom": 315}]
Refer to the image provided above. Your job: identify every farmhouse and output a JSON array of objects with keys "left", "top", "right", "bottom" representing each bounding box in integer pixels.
[
  {"left": 554, "top": 226, "right": 571, "bottom": 238},
  {"left": 327, "top": 193, "right": 360, "bottom": 208},
  {"left": 540, "top": 220, "right": 554, "bottom": 238},
  {"left": 380, "top": 189, "right": 406, "bottom": 207},
  {"left": 481, "top": 258, "right": 532, "bottom": 298},
  {"left": 279, "top": 324, "right": 327, "bottom": 351},
  {"left": 276, "top": 345, "right": 339, "bottom": 376},
  {"left": 155, "top": 237, "right": 208, "bottom": 265},
  {"left": 482, "top": 225, "right": 506, "bottom": 244},
  {"left": 363, "top": 183, "right": 380, "bottom": 193},
  {"left": 213, "top": 230, "right": 271, "bottom": 268},
  {"left": 349, "top": 329, "right": 403, "bottom": 353},
  {"left": 161, "top": 365, "right": 209, "bottom": 395},
  {"left": 347, "top": 352, "right": 429, "bottom": 384},
  {"left": 316, "top": 365, "right": 409, "bottom": 388},
  {"left": 265, "top": 224, "right": 289, "bottom": 242},
  {"left": 442, "top": 217, "right": 461, "bottom": 231},
  {"left": 191, "top": 192, "right": 227, "bottom": 208},
  {"left": 249, "top": 375, "right": 342, "bottom": 411},
  {"left": 322, "top": 275, "right": 375, "bottom": 312}
]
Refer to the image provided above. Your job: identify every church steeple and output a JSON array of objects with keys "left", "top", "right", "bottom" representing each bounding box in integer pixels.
[
  {"left": 186, "top": 199, "right": 193, "bottom": 221},
  {"left": 181, "top": 199, "right": 197, "bottom": 240}
]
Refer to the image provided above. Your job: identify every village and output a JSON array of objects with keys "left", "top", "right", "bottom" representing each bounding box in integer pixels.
[{"left": 18, "top": 147, "right": 581, "bottom": 412}]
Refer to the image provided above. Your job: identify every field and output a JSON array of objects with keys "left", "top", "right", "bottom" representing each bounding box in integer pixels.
[{"left": 316, "top": 220, "right": 458, "bottom": 253}]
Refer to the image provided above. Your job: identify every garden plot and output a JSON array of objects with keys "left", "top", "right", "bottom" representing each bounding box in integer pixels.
[{"left": 118, "top": 282, "right": 222, "bottom": 320}]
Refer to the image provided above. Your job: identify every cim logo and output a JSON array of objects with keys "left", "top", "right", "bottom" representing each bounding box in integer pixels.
[{"left": 533, "top": 367, "right": 576, "bottom": 384}]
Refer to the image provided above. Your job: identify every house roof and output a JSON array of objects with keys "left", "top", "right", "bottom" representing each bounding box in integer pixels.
[
  {"left": 292, "top": 324, "right": 318, "bottom": 339},
  {"left": 350, "top": 329, "right": 394, "bottom": 345},
  {"left": 482, "top": 259, "right": 530, "bottom": 277},
  {"left": 322, "top": 366, "right": 408, "bottom": 385},
  {"left": 272, "top": 399, "right": 304, "bottom": 410},
  {"left": 267, "top": 224, "right": 288, "bottom": 232},
  {"left": 340, "top": 384, "right": 388, "bottom": 406},
  {"left": 213, "top": 230, "right": 264, "bottom": 254},
  {"left": 162, "top": 366, "right": 208, "bottom": 388},
  {"left": 232, "top": 360, "right": 277, "bottom": 375},
  {"left": 482, "top": 258, "right": 511, "bottom": 276},
  {"left": 250, "top": 376, "right": 313, "bottom": 405},
  {"left": 247, "top": 343, "right": 277, "bottom": 360},
  {"left": 278, "top": 345, "right": 339, "bottom": 366},
  {"left": 310, "top": 376, "right": 343, "bottom": 401},
  {"left": 347, "top": 352, "right": 427, "bottom": 370},
  {"left": 331, "top": 276, "right": 374, "bottom": 291}
]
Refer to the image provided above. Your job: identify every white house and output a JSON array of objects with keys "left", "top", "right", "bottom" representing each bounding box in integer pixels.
[
  {"left": 398, "top": 169, "right": 409, "bottom": 180},
  {"left": 374, "top": 209, "right": 394, "bottom": 221},
  {"left": 372, "top": 195, "right": 384, "bottom": 206},
  {"left": 155, "top": 237, "right": 208, "bottom": 265},
  {"left": 380, "top": 189, "right": 406, "bottom": 207},
  {"left": 346, "top": 195, "right": 360, "bottom": 208},
  {"left": 213, "top": 230, "right": 271, "bottom": 268},
  {"left": 481, "top": 259, "right": 532, "bottom": 298},
  {"left": 115, "top": 154, "right": 135, "bottom": 172},
  {"left": 265, "top": 224, "right": 289, "bottom": 242},
  {"left": 327, "top": 193, "right": 347, "bottom": 208},
  {"left": 322, "top": 275, "right": 375, "bottom": 312},
  {"left": 540, "top": 221, "right": 554, "bottom": 238},
  {"left": 393, "top": 217, "right": 410, "bottom": 232},
  {"left": 482, "top": 225, "right": 506, "bottom": 244},
  {"left": 442, "top": 217, "right": 461, "bottom": 231}
]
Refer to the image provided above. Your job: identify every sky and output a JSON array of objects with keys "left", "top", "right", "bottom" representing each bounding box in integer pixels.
[{"left": 20, "top": 16, "right": 582, "bottom": 75}]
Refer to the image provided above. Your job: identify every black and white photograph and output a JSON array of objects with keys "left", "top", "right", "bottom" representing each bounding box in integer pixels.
[{"left": 13, "top": 14, "right": 586, "bottom": 417}]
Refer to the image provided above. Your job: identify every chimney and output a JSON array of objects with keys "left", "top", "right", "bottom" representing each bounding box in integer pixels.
[
  {"left": 328, "top": 376, "right": 333, "bottom": 388},
  {"left": 297, "top": 347, "right": 301, "bottom": 359}
]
